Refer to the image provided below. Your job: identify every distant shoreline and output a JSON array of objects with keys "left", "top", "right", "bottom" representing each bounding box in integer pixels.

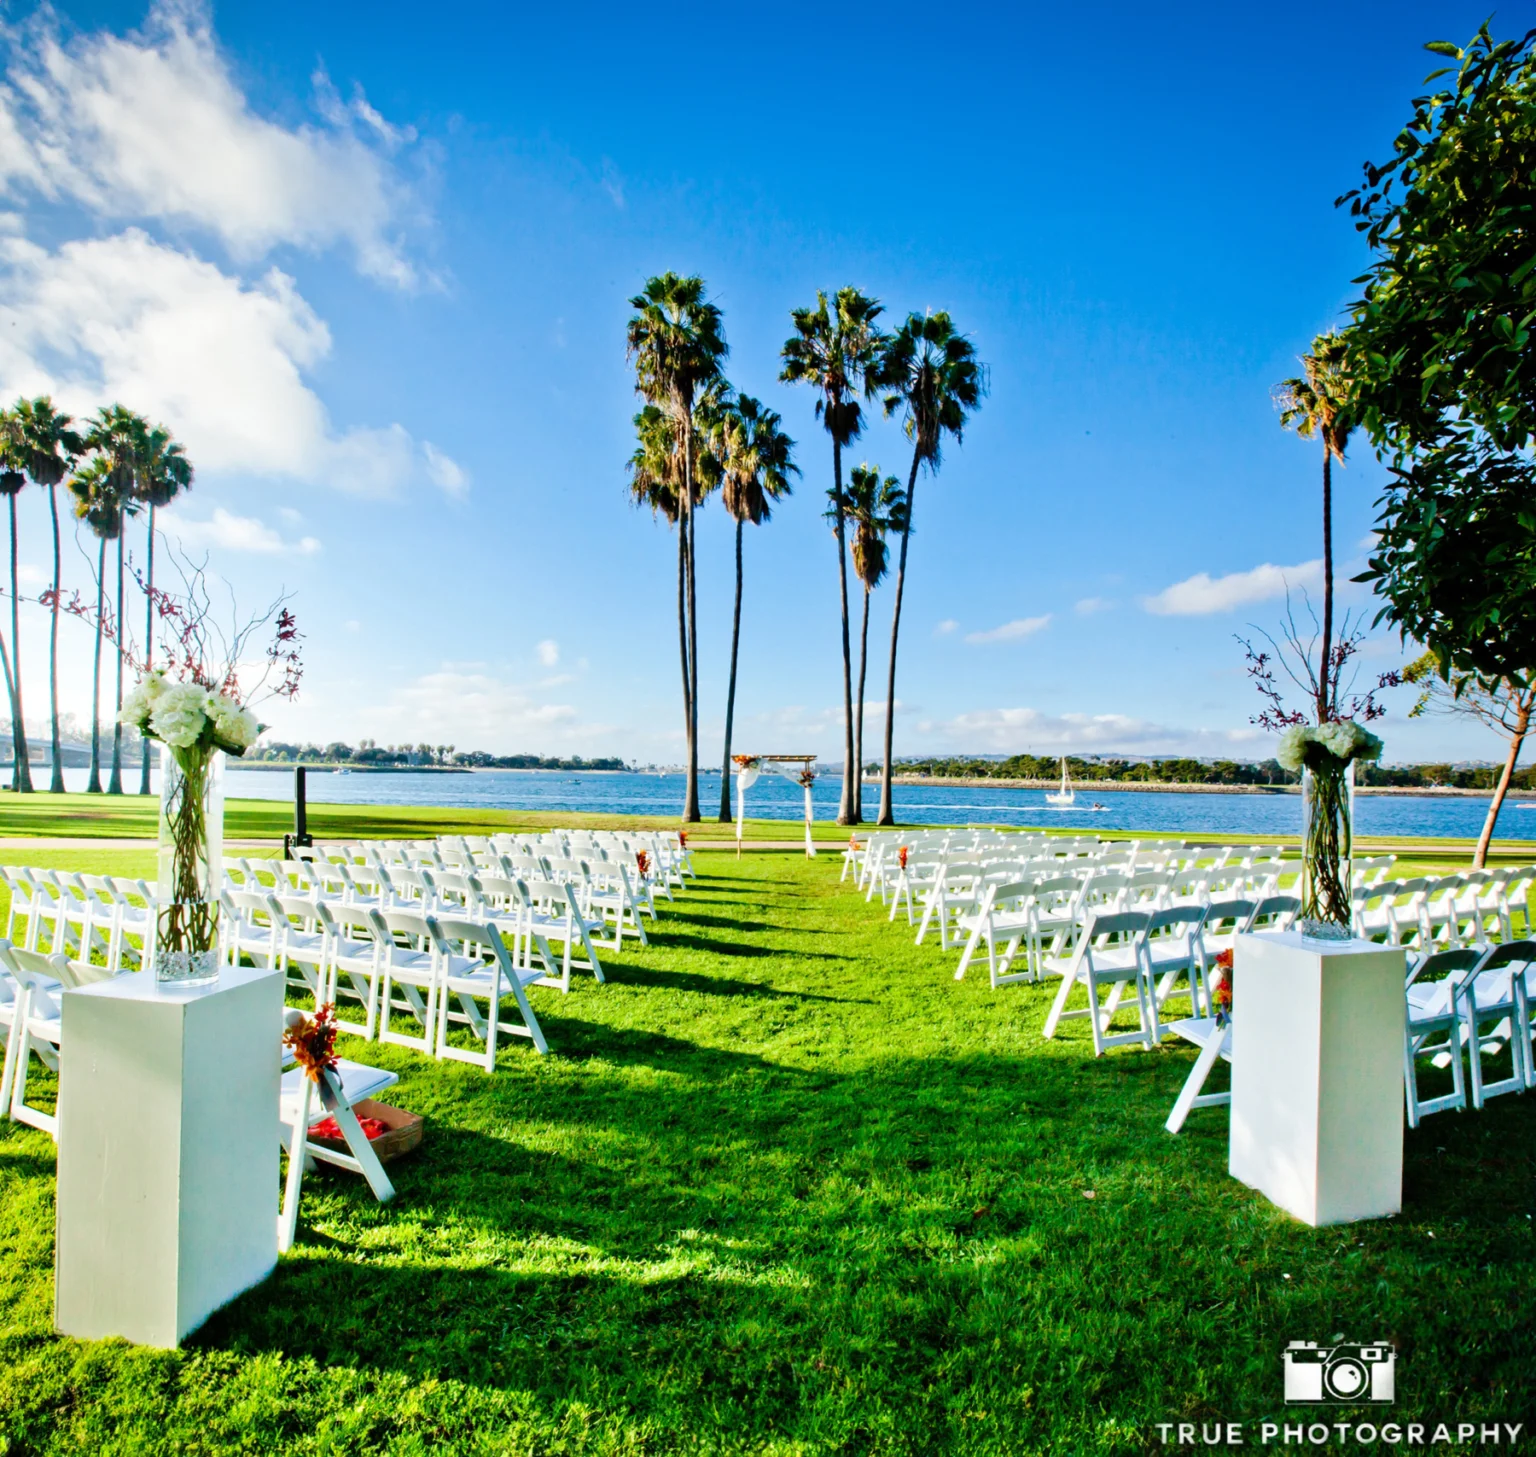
[{"left": 872, "top": 774, "right": 1531, "bottom": 800}]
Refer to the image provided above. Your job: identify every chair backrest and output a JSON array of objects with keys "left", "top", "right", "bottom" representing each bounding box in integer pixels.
[
  {"left": 1407, "top": 946, "right": 1482, "bottom": 987},
  {"left": 1248, "top": 895, "right": 1300, "bottom": 931},
  {"left": 4, "top": 939, "right": 80, "bottom": 989},
  {"left": 1082, "top": 909, "right": 1151, "bottom": 944},
  {"left": 427, "top": 914, "right": 517, "bottom": 976},
  {"left": 1472, "top": 939, "right": 1536, "bottom": 973},
  {"left": 1147, "top": 904, "right": 1207, "bottom": 935},
  {"left": 1202, "top": 898, "right": 1255, "bottom": 932},
  {"left": 378, "top": 907, "right": 431, "bottom": 943}
]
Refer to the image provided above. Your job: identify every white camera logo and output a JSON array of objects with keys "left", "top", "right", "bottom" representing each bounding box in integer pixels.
[{"left": 1283, "top": 1342, "right": 1395, "bottom": 1404}]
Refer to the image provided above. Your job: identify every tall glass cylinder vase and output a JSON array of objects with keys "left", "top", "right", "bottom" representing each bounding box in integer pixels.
[
  {"left": 155, "top": 742, "right": 224, "bottom": 986},
  {"left": 1299, "top": 756, "right": 1354, "bottom": 940}
]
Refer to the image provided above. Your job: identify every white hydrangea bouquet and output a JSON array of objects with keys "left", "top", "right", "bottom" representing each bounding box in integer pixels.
[
  {"left": 121, "top": 672, "right": 264, "bottom": 984},
  {"left": 1276, "top": 720, "right": 1383, "bottom": 938}
]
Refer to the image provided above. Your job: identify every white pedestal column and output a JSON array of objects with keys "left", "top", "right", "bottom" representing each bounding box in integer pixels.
[
  {"left": 1228, "top": 931, "right": 1406, "bottom": 1227},
  {"left": 55, "top": 963, "right": 282, "bottom": 1347}
]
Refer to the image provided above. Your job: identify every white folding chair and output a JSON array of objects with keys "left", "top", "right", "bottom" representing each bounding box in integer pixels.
[
  {"left": 1042, "top": 910, "right": 1156, "bottom": 1055},
  {"left": 426, "top": 914, "right": 551, "bottom": 1067},
  {"left": 1164, "top": 1017, "right": 1232, "bottom": 1134},
  {"left": 1402, "top": 947, "right": 1479, "bottom": 1128},
  {"left": 278, "top": 1018, "right": 398, "bottom": 1254},
  {"left": 375, "top": 908, "right": 441, "bottom": 1056},
  {"left": 1458, "top": 941, "right": 1533, "bottom": 1108}
]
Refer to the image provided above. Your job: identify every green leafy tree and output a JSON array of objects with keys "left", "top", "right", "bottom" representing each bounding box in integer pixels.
[
  {"left": 8, "top": 398, "right": 82, "bottom": 792},
  {"left": 712, "top": 395, "right": 797, "bottom": 821},
  {"left": 627, "top": 274, "right": 728, "bottom": 822},
  {"left": 874, "top": 311, "right": 986, "bottom": 826},
  {"left": 83, "top": 405, "right": 147, "bottom": 795},
  {"left": 781, "top": 288, "right": 888, "bottom": 825},
  {"left": 831, "top": 465, "right": 906, "bottom": 818},
  {"left": 1276, "top": 332, "right": 1352, "bottom": 723},
  {"left": 68, "top": 454, "right": 130, "bottom": 794},
  {"left": 132, "top": 424, "right": 193, "bottom": 793},
  {"left": 1340, "top": 26, "right": 1536, "bottom": 683},
  {"left": 1404, "top": 651, "right": 1536, "bottom": 867}
]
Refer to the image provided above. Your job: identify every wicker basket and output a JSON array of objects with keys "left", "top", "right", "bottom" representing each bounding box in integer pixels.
[{"left": 309, "top": 1099, "right": 423, "bottom": 1165}]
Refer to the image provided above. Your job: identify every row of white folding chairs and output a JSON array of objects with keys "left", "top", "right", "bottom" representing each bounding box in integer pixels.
[
  {"left": 237, "top": 847, "right": 652, "bottom": 953},
  {"left": 956, "top": 869, "right": 1298, "bottom": 992},
  {"left": 1165, "top": 937, "right": 1536, "bottom": 1138},
  {"left": 922, "top": 855, "right": 1286, "bottom": 959},
  {"left": 221, "top": 891, "right": 559, "bottom": 1070},
  {"left": 1034, "top": 899, "right": 1297, "bottom": 1058},
  {"left": 0, "top": 866, "right": 157, "bottom": 975},
  {"left": 1354, "top": 868, "right": 1536, "bottom": 949},
  {"left": 1, "top": 948, "right": 402, "bottom": 1253},
  {"left": 494, "top": 831, "right": 687, "bottom": 896}
]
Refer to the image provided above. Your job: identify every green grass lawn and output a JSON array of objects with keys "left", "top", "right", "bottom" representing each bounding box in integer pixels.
[{"left": 0, "top": 852, "right": 1531, "bottom": 1454}]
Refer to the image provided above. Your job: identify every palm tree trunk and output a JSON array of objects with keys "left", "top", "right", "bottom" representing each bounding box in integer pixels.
[
  {"left": 681, "top": 411, "right": 700, "bottom": 823},
  {"left": 854, "top": 585, "right": 870, "bottom": 820},
  {"left": 1318, "top": 444, "right": 1334, "bottom": 723},
  {"left": 7, "top": 496, "right": 31, "bottom": 791},
  {"left": 719, "top": 518, "right": 744, "bottom": 822},
  {"left": 108, "top": 530, "right": 125, "bottom": 793},
  {"left": 87, "top": 535, "right": 105, "bottom": 793},
  {"left": 832, "top": 439, "right": 856, "bottom": 825},
  {"left": 47, "top": 483, "right": 63, "bottom": 793},
  {"left": 676, "top": 519, "right": 691, "bottom": 731},
  {"left": 1475, "top": 696, "right": 1531, "bottom": 870},
  {"left": 878, "top": 454, "right": 922, "bottom": 826},
  {"left": 0, "top": 631, "right": 17, "bottom": 792},
  {"left": 138, "top": 504, "right": 155, "bottom": 795}
]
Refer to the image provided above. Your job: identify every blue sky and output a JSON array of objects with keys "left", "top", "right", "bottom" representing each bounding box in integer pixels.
[{"left": 0, "top": 0, "right": 1519, "bottom": 763}]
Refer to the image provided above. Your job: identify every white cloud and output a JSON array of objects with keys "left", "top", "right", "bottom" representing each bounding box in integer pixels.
[
  {"left": 915, "top": 705, "right": 1265, "bottom": 756},
  {"left": 600, "top": 158, "right": 625, "bottom": 209},
  {"left": 370, "top": 668, "right": 585, "bottom": 748},
  {"left": 964, "top": 614, "right": 1052, "bottom": 644},
  {"left": 0, "top": 228, "right": 448, "bottom": 495},
  {"left": 422, "top": 442, "right": 468, "bottom": 497},
  {"left": 536, "top": 639, "right": 559, "bottom": 667},
  {"left": 159, "top": 505, "right": 319, "bottom": 556},
  {"left": 1075, "top": 596, "right": 1115, "bottom": 615},
  {"left": 934, "top": 618, "right": 958, "bottom": 636},
  {"left": 0, "top": 1, "right": 422, "bottom": 286},
  {"left": 1141, "top": 560, "right": 1323, "bottom": 616}
]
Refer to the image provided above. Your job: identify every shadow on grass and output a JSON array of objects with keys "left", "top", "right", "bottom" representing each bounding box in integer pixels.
[{"left": 611, "top": 965, "right": 873, "bottom": 1004}]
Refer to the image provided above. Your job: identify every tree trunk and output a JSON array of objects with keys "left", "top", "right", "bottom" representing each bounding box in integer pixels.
[
  {"left": 108, "top": 530, "right": 125, "bottom": 794},
  {"left": 832, "top": 438, "right": 857, "bottom": 825},
  {"left": 8, "top": 495, "right": 31, "bottom": 792},
  {"left": 681, "top": 411, "right": 700, "bottom": 822},
  {"left": 676, "top": 517, "right": 691, "bottom": 735},
  {"left": 854, "top": 584, "right": 870, "bottom": 820},
  {"left": 719, "top": 518, "right": 743, "bottom": 821},
  {"left": 1318, "top": 443, "right": 1334, "bottom": 723},
  {"left": 1474, "top": 697, "right": 1530, "bottom": 870},
  {"left": 47, "top": 483, "right": 63, "bottom": 793},
  {"left": 0, "top": 630, "right": 17, "bottom": 793},
  {"left": 87, "top": 535, "right": 105, "bottom": 793},
  {"left": 878, "top": 452, "right": 923, "bottom": 825},
  {"left": 138, "top": 503, "right": 155, "bottom": 795}
]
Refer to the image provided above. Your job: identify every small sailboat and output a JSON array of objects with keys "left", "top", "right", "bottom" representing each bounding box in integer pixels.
[{"left": 1045, "top": 756, "right": 1075, "bottom": 807}]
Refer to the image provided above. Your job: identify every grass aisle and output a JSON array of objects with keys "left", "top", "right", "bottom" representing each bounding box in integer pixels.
[{"left": 0, "top": 854, "right": 1530, "bottom": 1454}]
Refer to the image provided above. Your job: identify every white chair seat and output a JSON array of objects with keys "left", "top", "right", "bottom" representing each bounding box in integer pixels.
[{"left": 280, "top": 1059, "right": 397, "bottom": 1123}]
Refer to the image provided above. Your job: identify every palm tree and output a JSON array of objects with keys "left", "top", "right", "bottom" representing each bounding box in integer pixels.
[
  {"left": 628, "top": 403, "right": 691, "bottom": 748},
  {"left": 133, "top": 425, "right": 193, "bottom": 793},
  {"left": 626, "top": 274, "right": 728, "bottom": 822},
  {"left": 711, "top": 395, "right": 797, "bottom": 821},
  {"left": 1276, "top": 331, "right": 1352, "bottom": 724},
  {"left": 832, "top": 465, "right": 907, "bottom": 819},
  {"left": 0, "top": 410, "right": 31, "bottom": 791},
  {"left": 83, "top": 406, "right": 146, "bottom": 795},
  {"left": 780, "top": 288, "right": 888, "bottom": 825},
  {"left": 68, "top": 455, "right": 128, "bottom": 795},
  {"left": 876, "top": 312, "right": 987, "bottom": 826},
  {"left": 8, "top": 398, "right": 82, "bottom": 793}
]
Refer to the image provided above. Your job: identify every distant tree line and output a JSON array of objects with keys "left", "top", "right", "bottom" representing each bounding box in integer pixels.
[
  {"left": 890, "top": 755, "right": 1536, "bottom": 791},
  {"left": 249, "top": 739, "right": 625, "bottom": 772}
]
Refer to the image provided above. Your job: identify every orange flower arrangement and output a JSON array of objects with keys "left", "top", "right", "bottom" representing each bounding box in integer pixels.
[
  {"left": 1211, "top": 949, "right": 1234, "bottom": 1022},
  {"left": 898, "top": 846, "right": 909, "bottom": 870},
  {"left": 635, "top": 849, "right": 650, "bottom": 877},
  {"left": 678, "top": 830, "right": 688, "bottom": 848},
  {"left": 283, "top": 1003, "right": 339, "bottom": 1083}
]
